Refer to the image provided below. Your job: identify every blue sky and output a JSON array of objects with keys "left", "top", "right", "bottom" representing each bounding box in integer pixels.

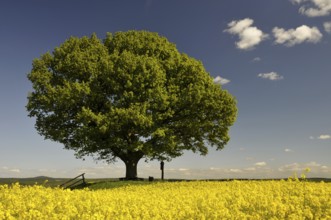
[{"left": 0, "top": 0, "right": 330, "bottom": 179}]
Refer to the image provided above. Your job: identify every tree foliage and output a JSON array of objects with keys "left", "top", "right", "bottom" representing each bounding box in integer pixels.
[{"left": 27, "top": 31, "right": 237, "bottom": 178}]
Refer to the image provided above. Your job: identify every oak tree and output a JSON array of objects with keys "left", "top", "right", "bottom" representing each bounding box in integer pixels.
[{"left": 27, "top": 31, "right": 237, "bottom": 179}]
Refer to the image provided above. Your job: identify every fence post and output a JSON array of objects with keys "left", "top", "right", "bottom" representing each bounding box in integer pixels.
[
  {"left": 60, "top": 173, "right": 86, "bottom": 189},
  {"left": 160, "top": 161, "right": 164, "bottom": 180}
]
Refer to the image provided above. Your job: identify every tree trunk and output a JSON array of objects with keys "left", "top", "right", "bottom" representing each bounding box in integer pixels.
[{"left": 123, "top": 157, "right": 141, "bottom": 180}]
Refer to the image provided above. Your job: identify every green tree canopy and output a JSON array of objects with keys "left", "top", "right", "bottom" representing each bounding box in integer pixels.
[{"left": 27, "top": 31, "right": 237, "bottom": 179}]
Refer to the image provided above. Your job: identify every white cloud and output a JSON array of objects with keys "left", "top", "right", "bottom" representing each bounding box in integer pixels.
[
  {"left": 273, "top": 25, "right": 323, "bottom": 46},
  {"left": 284, "top": 148, "right": 294, "bottom": 152},
  {"left": 278, "top": 163, "right": 302, "bottom": 172},
  {"left": 324, "top": 21, "right": 331, "bottom": 33},
  {"left": 306, "top": 161, "right": 321, "bottom": 167},
  {"left": 290, "top": 0, "right": 305, "bottom": 3},
  {"left": 244, "top": 167, "right": 256, "bottom": 171},
  {"left": 224, "top": 18, "right": 268, "bottom": 50},
  {"left": 252, "top": 57, "right": 261, "bottom": 62},
  {"left": 213, "top": 76, "right": 230, "bottom": 85},
  {"left": 229, "top": 169, "right": 242, "bottom": 173},
  {"left": 291, "top": 0, "right": 331, "bottom": 17},
  {"left": 278, "top": 161, "right": 331, "bottom": 175},
  {"left": 309, "top": 134, "right": 331, "bottom": 140},
  {"left": 179, "top": 168, "right": 189, "bottom": 171},
  {"left": 318, "top": 134, "right": 331, "bottom": 139},
  {"left": 258, "top": 72, "right": 284, "bottom": 81},
  {"left": 255, "top": 162, "right": 267, "bottom": 167},
  {"left": 9, "top": 169, "right": 21, "bottom": 173}
]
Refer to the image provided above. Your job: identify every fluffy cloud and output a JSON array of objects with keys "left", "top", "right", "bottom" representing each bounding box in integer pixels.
[
  {"left": 229, "top": 169, "right": 243, "bottom": 173},
  {"left": 244, "top": 167, "right": 256, "bottom": 171},
  {"left": 9, "top": 169, "right": 21, "bottom": 173},
  {"left": 318, "top": 134, "right": 331, "bottom": 139},
  {"left": 179, "top": 168, "right": 189, "bottom": 171},
  {"left": 273, "top": 25, "right": 323, "bottom": 46},
  {"left": 258, "top": 72, "right": 284, "bottom": 81},
  {"left": 252, "top": 57, "right": 261, "bottom": 62},
  {"left": 255, "top": 162, "right": 267, "bottom": 166},
  {"left": 278, "top": 161, "right": 330, "bottom": 175},
  {"left": 278, "top": 163, "right": 302, "bottom": 172},
  {"left": 1, "top": 166, "right": 20, "bottom": 173},
  {"left": 310, "top": 134, "right": 331, "bottom": 140},
  {"left": 291, "top": 0, "right": 331, "bottom": 17},
  {"left": 224, "top": 18, "right": 268, "bottom": 50},
  {"left": 324, "top": 21, "right": 331, "bottom": 33},
  {"left": 213, "top": 76, "right": 230, "bottom": 85},
  {"left": 0, "top": 166, "right": 21, "bottom": 177}
]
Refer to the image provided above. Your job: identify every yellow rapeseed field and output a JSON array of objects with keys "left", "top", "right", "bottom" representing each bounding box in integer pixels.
[{"left": 0, "top": 180, "right": 330, "bottom": 219}]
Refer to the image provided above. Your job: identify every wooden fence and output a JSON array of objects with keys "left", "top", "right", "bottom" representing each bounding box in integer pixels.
[{"left": 60, "top": 173, "right": 86, "bottom": 189}]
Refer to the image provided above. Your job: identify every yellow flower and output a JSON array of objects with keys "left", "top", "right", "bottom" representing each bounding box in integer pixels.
[{"left": 0, "top": 180, "right": 330, "bottom": 219}]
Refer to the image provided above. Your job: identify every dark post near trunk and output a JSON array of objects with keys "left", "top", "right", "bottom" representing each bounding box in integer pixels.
[{"left": 160, "top": 161, "right": 164, "bottom": 180}]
